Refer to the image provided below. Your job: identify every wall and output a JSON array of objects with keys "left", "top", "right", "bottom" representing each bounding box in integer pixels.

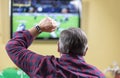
[
  {"left": 0, "top": 0, "right": 16, "bottom": 70},
  {"left": 82, "top": 0, "right": 120, "bottom": 77},
  {"left": 0, "top": 0, "right": 120, "bottom": 78}
]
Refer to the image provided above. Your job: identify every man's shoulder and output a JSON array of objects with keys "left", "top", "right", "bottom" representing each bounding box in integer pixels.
[{"left": 86, "top": 64, "right": 105, "bottom": 77}]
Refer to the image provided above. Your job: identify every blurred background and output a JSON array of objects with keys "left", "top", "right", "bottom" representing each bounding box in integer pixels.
[{"left": 0, "top": 0, "right": 120, "bottom": 78}]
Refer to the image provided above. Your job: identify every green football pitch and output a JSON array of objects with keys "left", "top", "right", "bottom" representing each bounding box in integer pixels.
[{"left": 12, "top": 14, "right": 80, "bottom": 38}]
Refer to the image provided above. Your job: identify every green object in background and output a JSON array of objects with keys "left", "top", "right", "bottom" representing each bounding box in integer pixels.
[
  {"left": 0, "top": 71, "right": 4, "bottom": 78},
  {"left": 1, "top": 67, "right": 29, "bottom": 78}
]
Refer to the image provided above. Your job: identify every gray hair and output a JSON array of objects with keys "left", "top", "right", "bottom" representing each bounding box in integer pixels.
[{"left": 58, "top": 28, "right": 88, "bottom": 55}]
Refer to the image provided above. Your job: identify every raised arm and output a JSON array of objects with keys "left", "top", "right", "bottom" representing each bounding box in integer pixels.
[{"left": 5, "top": 17, "right": 57, "bottom": 76}]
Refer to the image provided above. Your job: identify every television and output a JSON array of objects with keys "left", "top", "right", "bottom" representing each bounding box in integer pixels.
[{"left": 11, "top": 0, "right": 81, "bottom": 39}]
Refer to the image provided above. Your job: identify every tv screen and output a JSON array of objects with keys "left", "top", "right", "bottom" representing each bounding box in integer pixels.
[{"left": 11, "top": 0, "right": 81, "bottom": 39}]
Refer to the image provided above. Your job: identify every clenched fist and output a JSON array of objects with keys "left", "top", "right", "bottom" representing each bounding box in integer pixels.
[{"left": 38, "top": 17, "right": 57, "bottom": 32}]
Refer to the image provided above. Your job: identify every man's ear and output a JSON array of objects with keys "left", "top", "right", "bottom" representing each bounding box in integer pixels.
[
  {"left": 83, "top": 47, "right": 88, "bottom": 56},
  {"left": 57, "top": 42, "right": 60, "bottom": 52},
  {"left": 57, "top": 42, "right": 62, "bottom": 57}
]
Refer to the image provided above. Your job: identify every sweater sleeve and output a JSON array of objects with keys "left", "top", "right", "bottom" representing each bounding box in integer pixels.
[{"left": 5, "top": 30, "right": 45, "bottom": 76}]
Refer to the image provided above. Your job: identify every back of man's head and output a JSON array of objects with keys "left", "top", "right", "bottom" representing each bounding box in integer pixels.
[{"left": 58, "top": 27, "right": 88, "bottom": 56}]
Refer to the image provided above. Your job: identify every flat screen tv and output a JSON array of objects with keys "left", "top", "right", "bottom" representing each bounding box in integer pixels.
[{"left": 11, "top": 0, "right": 81, "bottom": 39}]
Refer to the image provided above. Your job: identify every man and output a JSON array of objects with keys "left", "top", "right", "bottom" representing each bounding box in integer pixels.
[{"left": 6, "top": 17, "right": 105, "bottom": 78}]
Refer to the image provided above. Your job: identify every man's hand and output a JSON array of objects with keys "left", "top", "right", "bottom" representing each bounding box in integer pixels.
[
  {"left": 38, "top": 17, "right": 57, "bottom": 32},
  {"left": 29, "top": 17, "right": 57, "bottom": 39}
]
